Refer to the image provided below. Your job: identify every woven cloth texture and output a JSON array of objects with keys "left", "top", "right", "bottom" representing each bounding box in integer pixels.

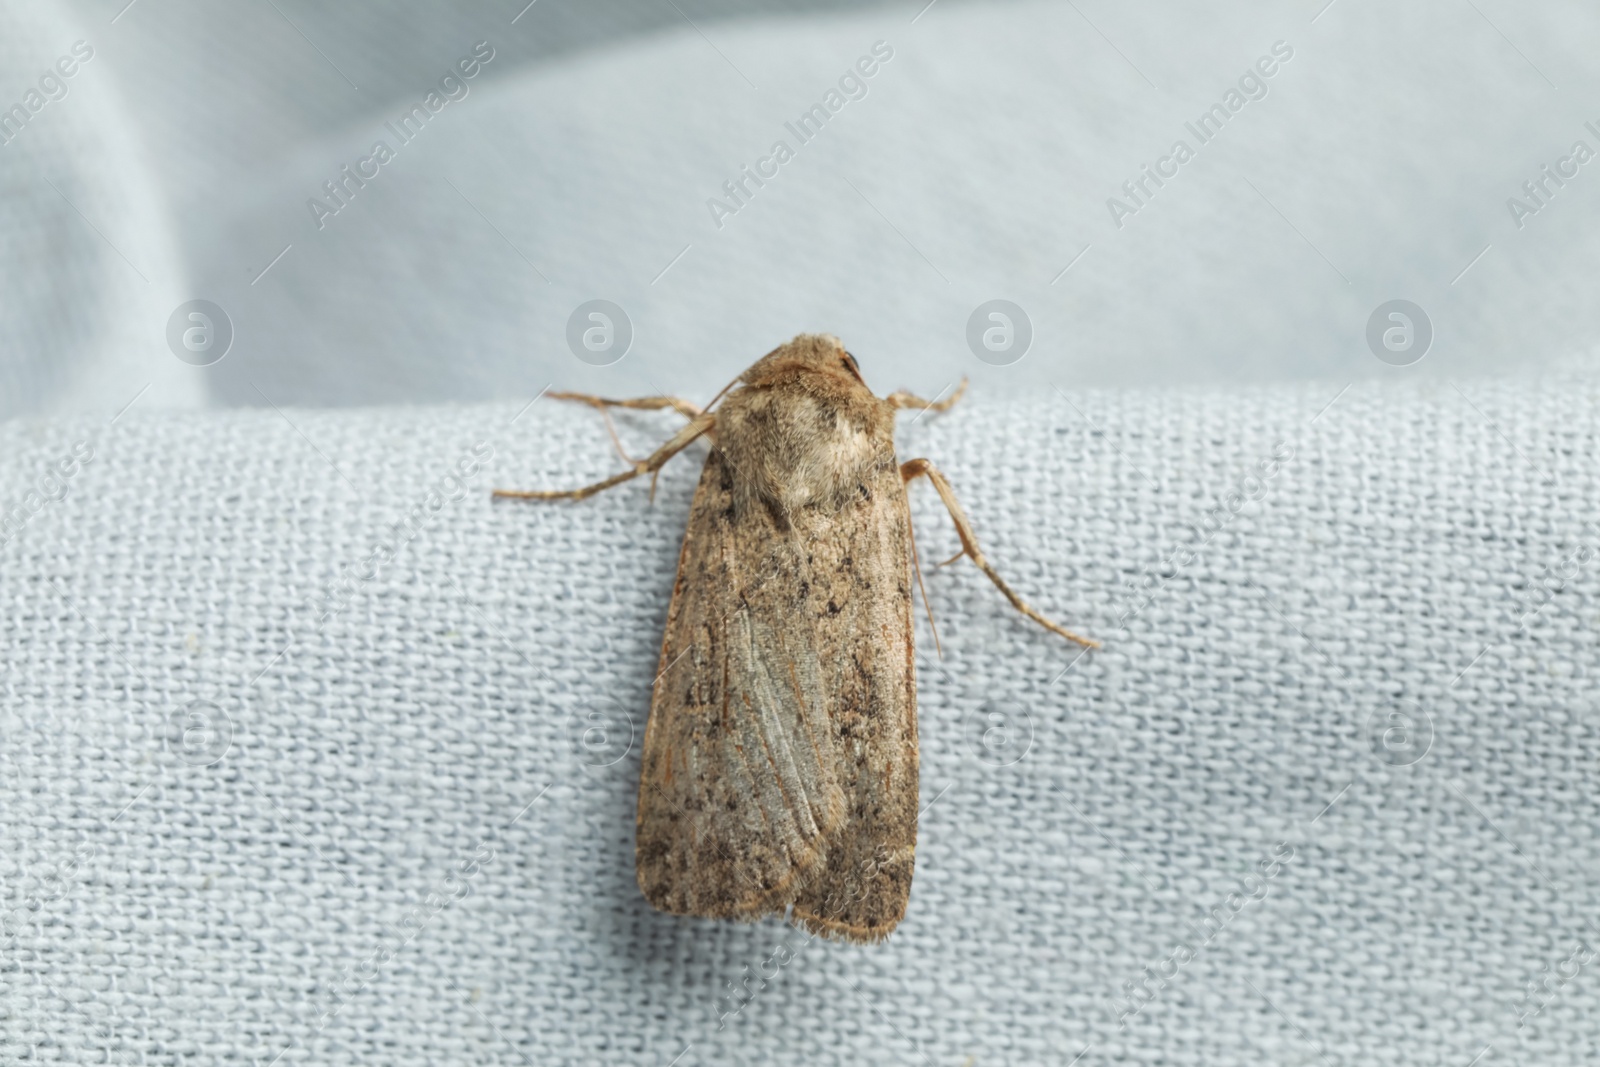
[{"left": 2, "top": 375, "right": 1598, "bottom": 1065}]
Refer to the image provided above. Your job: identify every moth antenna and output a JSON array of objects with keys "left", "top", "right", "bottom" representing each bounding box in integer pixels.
[
  {"left": 599, "top": 409, "right": 638, "bottom": 465},
  {"left": 905, "top": 508, "right": 944, "bottom": 660},
  {"left": 701, "top": 370, "right": 743, "bottom": 416}
]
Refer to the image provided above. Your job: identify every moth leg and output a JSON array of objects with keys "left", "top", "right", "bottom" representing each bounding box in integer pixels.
[
  {"left": 900, "top": 458, "right": 1100, "bottom": 649},
  {"left": 548, "top": 391, "right": 706, "bottom": 464},
  {"left": 886, "top": 378, "right": 967, "bottom": 413},
  {"left": 493, "top": 411, "right": 715, "bottom": 502}
]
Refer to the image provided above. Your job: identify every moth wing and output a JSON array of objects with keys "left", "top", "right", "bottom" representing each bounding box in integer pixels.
[
  {"left": 790, "top": 459, "right": 920, "bottom": 942},
  {"left": 636, "top": 450, "right": 847, "bottom": 920}
]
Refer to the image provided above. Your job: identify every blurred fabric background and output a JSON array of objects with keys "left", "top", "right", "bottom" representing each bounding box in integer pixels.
[
  {"left": 5, "top": 0, "right": 1600, "bottom": 424},
  {"left": 7, "top": 5, "right": 1600, "bottom": 1065}
]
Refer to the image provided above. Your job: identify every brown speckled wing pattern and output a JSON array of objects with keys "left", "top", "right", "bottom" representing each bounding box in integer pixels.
[{"left": 637, "top": 449, "right": 918, "bottom": 942}]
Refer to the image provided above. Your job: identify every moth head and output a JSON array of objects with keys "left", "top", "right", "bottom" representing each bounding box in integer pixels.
[{"left": 742, "top": 333, "right": 873, "bottom": 396}]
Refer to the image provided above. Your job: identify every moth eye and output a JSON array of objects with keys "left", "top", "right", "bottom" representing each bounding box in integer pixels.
[{"left": 840, "top": 351, "right": 863, "bottom": 380}]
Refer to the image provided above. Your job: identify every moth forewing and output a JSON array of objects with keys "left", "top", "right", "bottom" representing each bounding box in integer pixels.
[
  {"left": 786, "top": 457, "right": 918, "bottom": 941},
  {"left": 492, "top": 332, "right": 1096, "bottom": 944},
  {"left": 636, "top": 447, "right": 854, "bottom": 921}
]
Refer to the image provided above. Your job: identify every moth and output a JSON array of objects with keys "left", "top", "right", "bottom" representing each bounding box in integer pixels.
[{"left": 495, "top": 334, "right": 1096, "bottom": 942}]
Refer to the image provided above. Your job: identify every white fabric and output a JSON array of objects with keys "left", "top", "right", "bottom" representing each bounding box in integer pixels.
[
  {"left": 0, "top": 0, "right": 199, "bottom": 422},
  {"left": 14, "top": 0, "right": 1600, "bottom": 418},
  {"left": 3, "top": 375, "right": 1597, "bottom": 1063}
]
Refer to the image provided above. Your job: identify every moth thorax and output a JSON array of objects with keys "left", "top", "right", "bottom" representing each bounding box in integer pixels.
[{"left": 720, "top": 395, "right": 885, "bottom": 518}]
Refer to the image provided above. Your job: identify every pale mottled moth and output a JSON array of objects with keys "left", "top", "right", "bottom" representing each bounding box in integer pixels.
[{"left": 495, "top": 333, "right": 1097, "bottom": 942}]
